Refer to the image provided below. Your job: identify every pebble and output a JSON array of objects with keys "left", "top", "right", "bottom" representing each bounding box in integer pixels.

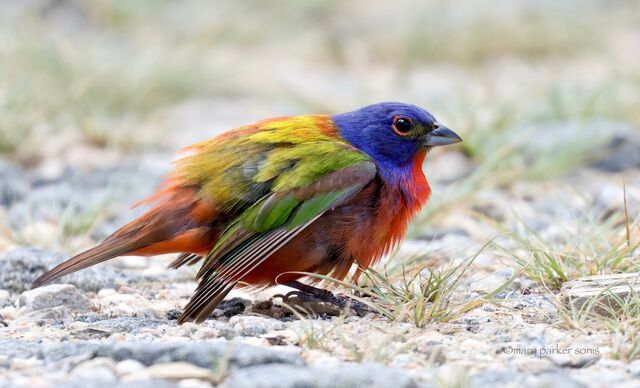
[
  {"left": 10, "top": 357, "right": 43, "bottom": 371},
  {"left": 627, "top": 360, "right": 640, "bottom": 377},
  {"left": 0, "top": 306, "right": 17, "bottom": 320},
  {"left": 71, "top": 357, "right": 117, "bottom": 383},
  {"left": 142, "top": 362, "right": 216, "bottom": 382},
  {"left": 546, "top": 353, "right": 600, "bottom": 369},
  {"left": 115, "top": 359, "right": 146, "bottom": 376},
  {"left": 224, "top": 363, "right": 418, "bottom": 388},
  {"left": 69, "top": 365, "right": 117, "bottom": 383},
  {"left": 90, "top": 341, "right": 303, "bottom": 369},
  {"left": 178, "top": 379, "right": 214, "bottom": 388},
  {"left": 0, "top": 289, "right": 10, "bottom": 305},
  {"left": 24, "top": 306, "right": 74, "bottom": 321},
  {"left": 17, "top": 284, "right": 92, "bottom": 313},
  {"left": 229, "top": 315, "right": 286, "bottom": 337}
]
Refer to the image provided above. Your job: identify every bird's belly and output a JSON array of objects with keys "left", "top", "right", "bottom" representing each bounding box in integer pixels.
[
  {"left": 238, "top": 230, "right": 333, "bottom": 285},
  {"left": 239, "top": 180, "right": 414, "bottom": 285}
]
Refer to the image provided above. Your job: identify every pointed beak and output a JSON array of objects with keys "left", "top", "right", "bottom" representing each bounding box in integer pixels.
[{"left": 423, "top": 124, "right": 462, "bottom": 147}]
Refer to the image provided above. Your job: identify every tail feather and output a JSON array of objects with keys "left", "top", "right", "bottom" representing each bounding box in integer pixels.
[
  {"left": 32, "top": 186, "right": 221, "bottom": 289},
  {"left": 33, "top": 214, "right": 180, "bottom": 288},
  {"left": 32, "top": 240, "right": 144, "bottom": 288}
]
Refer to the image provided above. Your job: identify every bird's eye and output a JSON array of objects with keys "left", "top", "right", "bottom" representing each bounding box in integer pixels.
[{"left": 392, "top": 116, "right": 414, "bottom": 136}]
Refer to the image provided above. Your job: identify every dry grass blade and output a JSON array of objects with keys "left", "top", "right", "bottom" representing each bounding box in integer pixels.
[
  {"left": 280, "top": 238, "right": 507, "bottom": 328},
  {"left": 624, "top": 183, "right": 631, "bottom": 249},
  {"left": 492, "top": 192, "right": 640, "bottom": 289}
]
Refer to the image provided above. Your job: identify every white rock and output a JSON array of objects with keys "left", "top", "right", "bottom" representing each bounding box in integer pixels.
[
  {"left": 10, "top": 358, "right": 42, "bottom": 370},
  {"left": 74, "top": 357, "right": 116, "bottom": 370},
  {"left": 70, "top": 366, "right": 116, "bottom": 382},
  {"left": 627, "top": 359, "right": 640, "bottom": 377},
  {"left": 115, "top": 359, "right": 145, "bottom": 376},
  {"left": 17, "top": 284, "right": 92, "bottom": 313},
  {"left": 24, "top": 306, "right": 73, "bottom": 321},
  {"left": 142, "top": 362, "right": 215, "bottom": 381},
  {"left": 71, "top": 357, "right": 117, "bottom": 382},
  {"left": 0, "top": 289, "right": 10, "bottom": 304},
  {"left": 179, "top": 379, "right": 215, "bottom": 388},
  {"left": 109, "top": 302, "right": 136, "bottom": 317},
  {"left": 229, "top": 315, "right": 286, "bottom": 337},
  {"left": 97, "top": 289, "right": 118, "bottom": 298},
  {"left": 99, "top": 293, "right": 137, "bottom": 304},
  {"left": 0, "top": 306, "right": 17, "bottom": 320}
]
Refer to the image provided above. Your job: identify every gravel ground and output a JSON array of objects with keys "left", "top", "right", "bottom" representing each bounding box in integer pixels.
[
  {"left": 1, "top": 132, "right": 639, "bottom": 387},
  {"left": 1, "top": 2, "right": 640, "bottom": 386}
]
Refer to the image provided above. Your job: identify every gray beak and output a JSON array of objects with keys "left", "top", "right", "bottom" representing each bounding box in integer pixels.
[{"left": 423, "top": 125, "right": 462, "bottom": 147}]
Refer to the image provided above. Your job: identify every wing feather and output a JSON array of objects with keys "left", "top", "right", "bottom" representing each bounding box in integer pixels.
[{"left": 178, "top": 161, "right": 376, "bottom": 323}]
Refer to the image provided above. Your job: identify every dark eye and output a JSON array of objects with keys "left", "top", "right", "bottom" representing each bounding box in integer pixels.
[{"left": 392, "top": 116, "right": 414, "bottom": 135}]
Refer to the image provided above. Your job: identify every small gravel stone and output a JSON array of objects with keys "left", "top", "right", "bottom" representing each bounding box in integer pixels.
[
  {"left": 9, "top": 357, "right": 42, "bottom": 371},
  {"left": 213, "top": 297, "right": 251, "bottom": 318},
  {"left": 229, "top": 315, "right": 286, "bottom": 337},
  {"left": 17, "top": 284, "right": 92, "bottom": 313},
  {"left": 116, "top": 380, "right": 179, "bottom": 388},
  {"left": 0, "top": 306, "right": 17, "bottom": 320},
  {"left": 224, "top": 363, "right": 418, "bottom": 388},
  {"left": 85, "top": 341, "right": 301, "bottom": 369},
  {"left": 85, "top": 317, "right": 166, "bottom": 334},
  {"left": 177, "top": 379, "right": 212, "bottom": 388},
  {"left": 626, "top": 359, "right": 640, "bottom": 377},
  {"left": 527, "top": 371, "right": 589, "bottom": 388},
  {"left": 71, "top": 358, "right": 117, "bottom": 382},
  {"left": 166, "top": 308, "right": 181, "bottom": 320},
  {"left": 0, "top": 289, "right": 10, "bottom": 305},
  {"left": 24, "top": 306, "right": 74, "bottom": 321},
  {"left": 115, "top": 359, "right": 146, "bottom": 376},
  {"left": 546, "top": 353, "right": 601, "bottom": 369},
  {"left": 142, "top": 362, "right": 215, "bottom": 382},
  {"left": 69, "top": 367, "right": 117, "bottom": 386}
]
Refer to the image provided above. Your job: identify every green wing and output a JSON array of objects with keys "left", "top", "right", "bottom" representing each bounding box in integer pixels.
[
  {"left": 178, "top": 155, "right": 377, "bottom": 323},
  {"left": 178, "top": 116, "right": 371, "bottom": 213}
]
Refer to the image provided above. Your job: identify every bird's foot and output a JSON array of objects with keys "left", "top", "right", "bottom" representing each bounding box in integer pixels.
[{"left": 275, "top": 281, "right": 376, "bottom": 317}]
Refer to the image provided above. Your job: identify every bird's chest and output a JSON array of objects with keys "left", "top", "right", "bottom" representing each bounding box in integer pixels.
[{"left": 341, "top": 174, "right": 431, "bottom": 268}]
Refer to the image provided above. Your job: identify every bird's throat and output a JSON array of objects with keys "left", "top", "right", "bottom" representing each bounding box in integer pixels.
[{"left": 378, "top": 150, "right": 431, "bottom": 214}]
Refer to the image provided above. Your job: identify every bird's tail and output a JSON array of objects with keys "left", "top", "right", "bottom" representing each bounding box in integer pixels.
[
  {"left": 32, "top": 184, "right": 220, "bottom": 288},
  {"left": 32, "top": 237, "right": 144, "bottom": 288}
]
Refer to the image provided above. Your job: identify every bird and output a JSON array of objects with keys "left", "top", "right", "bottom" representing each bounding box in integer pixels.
[{"left": 32, "top": 102, "right": 462, "bottom": 323}]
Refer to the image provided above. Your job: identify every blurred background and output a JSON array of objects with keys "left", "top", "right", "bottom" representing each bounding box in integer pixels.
[
  {"left": 0, "top": 0, "right": 639, "bottom": 254},
  {"left": 2, "top": 2, "right": 640, "bottom": 383}
]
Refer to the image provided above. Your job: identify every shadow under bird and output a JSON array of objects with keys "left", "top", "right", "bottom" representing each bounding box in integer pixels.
[{"left": 33, "top": 102, "right": 462, "bottom": 323}]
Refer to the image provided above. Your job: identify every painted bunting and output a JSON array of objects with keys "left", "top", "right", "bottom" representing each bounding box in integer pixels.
[{"left": 33, "top": 102, "right": 462, "bottom": 323}]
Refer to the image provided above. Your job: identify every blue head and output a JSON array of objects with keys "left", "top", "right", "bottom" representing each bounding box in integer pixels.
[{"left": 333, "top": 102, "right": 461, "bottom": 172}]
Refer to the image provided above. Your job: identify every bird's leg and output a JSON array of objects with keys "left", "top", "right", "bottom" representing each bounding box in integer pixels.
[{"left": 281, "top": 280, "right": 375, "bottom": 316}]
